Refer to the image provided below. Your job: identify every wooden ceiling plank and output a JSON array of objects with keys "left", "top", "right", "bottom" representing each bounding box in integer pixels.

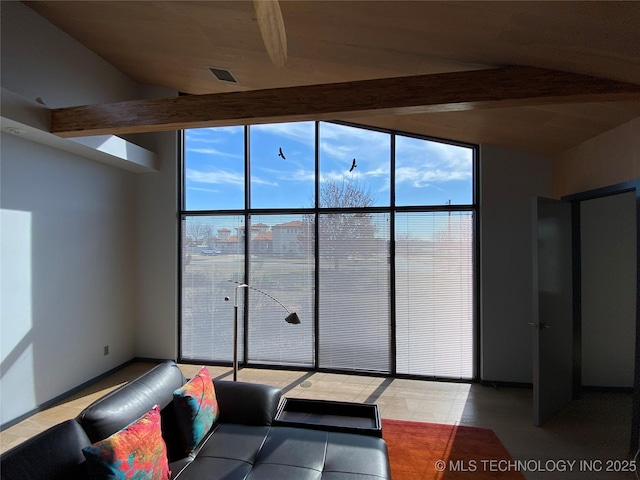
[{"left": 50, "top": 66, "right": 640, "bottom": 138}]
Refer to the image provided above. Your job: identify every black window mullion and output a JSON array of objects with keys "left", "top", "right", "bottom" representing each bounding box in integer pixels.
[
  {"left": 389, "top": 133, "right": 396, "bottom": 375},
  {"left": 473, "top": 146, "right": 480, "bottom": 380},
  {"left": 314, "top": 121, "right": 320, "bottom": 370},
  {"left": 243, "top": 126, "right": 250, "bottom": 367}
]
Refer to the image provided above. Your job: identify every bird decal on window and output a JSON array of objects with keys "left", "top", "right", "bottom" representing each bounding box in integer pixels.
[
  {"left": 349, "top": 158, "right": 357, "bottom": 172},
  {"left": 278, "top": 147, "right": 286, "bottom": 160}
]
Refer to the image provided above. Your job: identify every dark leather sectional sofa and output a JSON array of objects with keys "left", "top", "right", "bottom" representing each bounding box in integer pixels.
[{"left": 0, "top": 360, "right": 391, "bottom": 479}]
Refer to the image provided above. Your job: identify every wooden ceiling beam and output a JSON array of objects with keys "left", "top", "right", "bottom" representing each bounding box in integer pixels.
[{"left": 50, "top": 66, "right": 640, "bottom": 138}]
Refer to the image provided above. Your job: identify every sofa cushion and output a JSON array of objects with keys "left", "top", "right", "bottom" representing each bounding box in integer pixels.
[
  {"left": 170, "top": 457, "right": 253, "bottom": 480},
  {"left": 82, "top": 405, "right": 170, "bottom": 480},
  {"left": 173, "top": 366, "right": 218, "bottom": 453},
  {"left": 174, "top": 425, "right": 390, "bottom": 480},
  {"left": 323, "top": 431, "right": 390, "bottom": 478},
  {"left": 76, "top": 360, "right": 186, "bottom": 462},
  {"left": 213, "top": 380, "right": 281, "bottom": 425},
  {"left": 254, "top": 427, "right": 327, "bottom": 471},
  {"left": 252, "top": 428, "right": 390, "bottom": 480},
  {"left": 0, "top": 419, "right": 91, "bottom": 480},
  {"left": 172, "top": 424, "right": 271, "bottom": 480},
  {"left": 196, "top": 423, "right": 271, "bottom": 463}
]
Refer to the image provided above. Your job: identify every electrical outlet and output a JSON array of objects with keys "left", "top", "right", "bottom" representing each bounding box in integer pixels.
[{"left": 103, "top": 345, "right": 109, "bottom": 356}]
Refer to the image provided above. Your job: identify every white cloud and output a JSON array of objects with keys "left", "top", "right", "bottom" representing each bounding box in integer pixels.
[
  {"left": 186, "top": 147, "right": 243, "bottom": 159},
  {"left": 396, "top": 167, "right": 470, "bottom": 187},
  {"left": 187, "top": 168, "right": 279, "bottom": 189},
  {"left": 319, "top": 165, "right": 391, "bottom": 187},
  {"left": 251, "top": 176, "right": 279, "bottom": 186},
  {"left": 322, "top": 143, "right": 357, "bottom": 158},
  {"left": 250, "top": 164, "right": 315, "bottom": 185},
  {"left": 395, "top": 137, "right": 472, "bottom": 186},
  {"left": 186, "top": 126, "right": 243, "bottom": 138},
  {"left": 318, "top": 123, "right": 390, "bottom": 169},
  {"left": 320, "top": 122, "right": 385, "bottom": 144},
  {"left": 319, "top": 170, "right": 351, "bottom": 183},
  {"left": 186, "top": 136, "right": 225, "bottom": 146},
  {"left": 186, "top": 168, "right": 244, "bottom": 186},
  {"left": 185, "top": 127, "right": 244, "bottom": 156},
  {"left": 187, "top": 186, "right": 219, "bottom": 193},
  {"left": 289, "top": 168, "right": 315, "bottom": 182},
  {"left": 251, "top": 122, "right": 315, "bottom": 144},
  {"left": 365, "top": 166, "right": 390, "bottom": 178}
]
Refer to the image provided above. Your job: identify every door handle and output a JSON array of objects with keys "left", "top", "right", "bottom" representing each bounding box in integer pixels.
[{"left": 529, "top": 322, "right": 551, "bottom": 329}]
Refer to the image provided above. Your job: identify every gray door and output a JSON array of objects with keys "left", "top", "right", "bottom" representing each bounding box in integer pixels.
[{"left": 532, "top": 197, "right": 573, "bottom": 426}]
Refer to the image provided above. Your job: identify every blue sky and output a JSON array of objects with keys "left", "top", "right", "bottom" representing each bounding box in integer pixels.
[{"left": 184, "top": 121, "right": 473, "bottom": 212}]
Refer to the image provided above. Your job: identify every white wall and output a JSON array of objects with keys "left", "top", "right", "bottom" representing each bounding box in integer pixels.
[
  {"left": 581, "top": 192, "right": 636, "bottom": 387},
  {"left": 1, "top": 136, "right": 137, "bottom": 424},
  {"left": 480, "top": 144, "right": 554, "bottom": 383},
  {"left": 0, "top": 2, "right": 171, "bottom": 426},
  {"left": 0, "top": 2, "right": 141, "bottom": 108},
  {"left": 130, "top": 113, "right": 179, "bottom": 360},
  {"left": 554, "top": 116, "right": 640, "bottom": 198}
]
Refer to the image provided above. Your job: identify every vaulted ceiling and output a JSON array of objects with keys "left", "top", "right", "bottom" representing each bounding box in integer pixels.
[{"left": 24, "top": 1, "right": 640, "bottom": 156}]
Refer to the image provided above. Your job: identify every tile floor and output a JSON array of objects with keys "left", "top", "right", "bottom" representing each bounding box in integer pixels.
[{"left": 0, "top": 362, "right": 636, "bottom": 480}]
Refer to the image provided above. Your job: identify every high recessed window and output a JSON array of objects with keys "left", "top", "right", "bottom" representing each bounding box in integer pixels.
[
  {"left": 181, "top": 121, "right": 477, "bottom": 379},
  {"left": 184, "top": 126, "right": 245, "bottom": 210},
  {"left": 250, "top": 122, "right": 316, "bottom": 209},
  {"left": 319, "top": 122, "right": 390, "bottom": 207},
  {"left": 395, "top": 135, "right": 473, "bottom": 206}
]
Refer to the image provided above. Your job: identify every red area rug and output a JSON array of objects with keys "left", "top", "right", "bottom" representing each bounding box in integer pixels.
[{"left": 382, "top": 419, "right": 525, "bottom": 480}]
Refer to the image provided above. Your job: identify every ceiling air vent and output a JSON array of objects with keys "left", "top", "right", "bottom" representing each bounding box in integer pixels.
[{"left": 208, "top": 66, "right": 238, "bottom": 84}]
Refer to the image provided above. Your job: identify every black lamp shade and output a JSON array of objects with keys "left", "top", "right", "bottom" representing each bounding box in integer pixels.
[{"left": 285, "top": 312, "right": 301, "bottom": 324}]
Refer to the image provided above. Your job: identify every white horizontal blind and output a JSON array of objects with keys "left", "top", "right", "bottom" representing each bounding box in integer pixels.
[
  {"left": 395, "top": 212, "right": 474, "bottom": 378},
  {"left": 247, "top": 215, "right": 315, "bottom": 367},
  {"left": 180, "top": 215, "right": 245, "bottom": 362},
  {"left": 318, "top": 212, "right": 391, "bottom": 373}
]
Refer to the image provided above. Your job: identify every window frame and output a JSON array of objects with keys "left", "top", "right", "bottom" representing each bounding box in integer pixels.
[{"left": 178, "top": 120, "right": 479, "bottom": 380}]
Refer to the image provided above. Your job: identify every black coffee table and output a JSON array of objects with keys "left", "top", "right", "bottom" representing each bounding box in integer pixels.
[{"left": 273, "top": 397, "right": 382, "bottom": 438}]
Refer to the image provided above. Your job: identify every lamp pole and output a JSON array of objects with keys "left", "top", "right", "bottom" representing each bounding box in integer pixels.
[
  {"left": 233, "top": 284, "right": 241, "bottom": 382},
  {"left": 225, "top": 281, "right": 300, "bottom": 381}
]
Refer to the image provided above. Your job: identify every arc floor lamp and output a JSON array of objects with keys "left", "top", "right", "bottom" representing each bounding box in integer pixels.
[{"left": 225, "top": 280, "right": 301, "bottom": 381}]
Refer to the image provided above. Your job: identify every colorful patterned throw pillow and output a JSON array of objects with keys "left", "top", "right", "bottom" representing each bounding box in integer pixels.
[
  {"left": 82, "top": 405, "right": 171, "bottom": 480},
  {"left": 173, "top": 366, "right": 218, "bottom": 453}
]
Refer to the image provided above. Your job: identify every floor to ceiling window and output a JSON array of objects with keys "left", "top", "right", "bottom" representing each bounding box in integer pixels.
[{"left": 180, "top": 121, "right": 476, "bottom": 379}]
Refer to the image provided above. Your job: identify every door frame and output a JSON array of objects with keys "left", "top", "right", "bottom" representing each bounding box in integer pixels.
[{"left": 562, "top": 179, "right": 640, "bottom": 453}]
